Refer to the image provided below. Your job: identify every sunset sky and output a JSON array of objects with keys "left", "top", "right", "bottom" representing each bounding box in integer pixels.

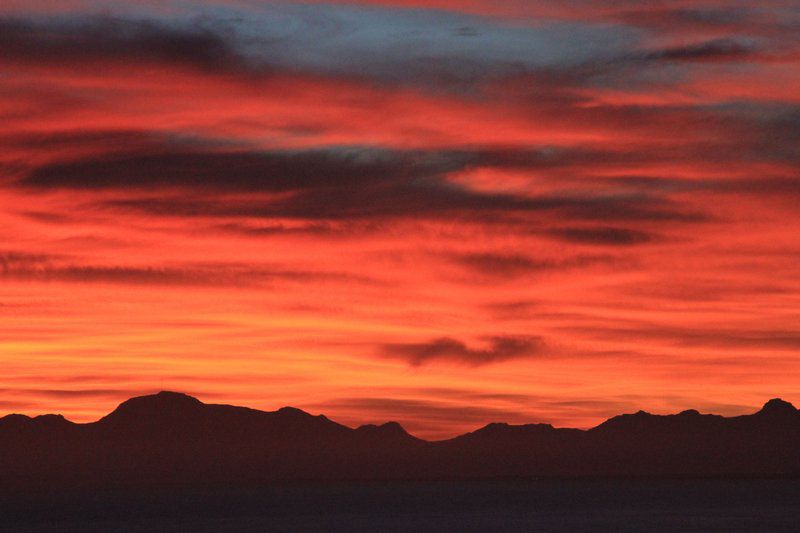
[{"left": 1, "top": 0, "right": 799, "bottom": 439}]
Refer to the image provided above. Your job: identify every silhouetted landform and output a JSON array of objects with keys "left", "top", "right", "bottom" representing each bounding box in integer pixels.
[{"left": 2, "top": 392, "right": 800, "bottom": 491}]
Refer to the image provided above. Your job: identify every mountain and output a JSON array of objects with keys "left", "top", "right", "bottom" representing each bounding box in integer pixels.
[{"left": 1, "top": 392, "right": 799, "bottom": 491}]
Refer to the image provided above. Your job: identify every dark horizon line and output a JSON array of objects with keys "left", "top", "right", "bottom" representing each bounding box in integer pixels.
[{"left": 2, "top": 390, "right": 795, "bottom": 442}]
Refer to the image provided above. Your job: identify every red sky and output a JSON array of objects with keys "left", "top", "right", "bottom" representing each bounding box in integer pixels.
[{"left": 1, "top": 0, "right": 799, "bottom": 439}]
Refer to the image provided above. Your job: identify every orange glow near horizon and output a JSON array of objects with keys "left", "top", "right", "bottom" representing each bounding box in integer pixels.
[{"left": 1, "top": 0, "right": 799, "bottom": 439}]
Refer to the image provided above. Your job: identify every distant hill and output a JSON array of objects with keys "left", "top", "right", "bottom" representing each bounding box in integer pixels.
[{"left": 2, "top": 391, "right": 799, "bottom": 491}]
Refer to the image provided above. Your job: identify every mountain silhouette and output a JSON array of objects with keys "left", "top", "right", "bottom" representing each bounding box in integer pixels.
[
  {"left": 2, "top": 392, "right": 800, "bottom": 491},
  {"left": 755, "top": 398, "right": 798, "bottom": 418}
]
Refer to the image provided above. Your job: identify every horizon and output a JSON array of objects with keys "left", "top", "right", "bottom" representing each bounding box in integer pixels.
[
  {"left": 2, "top": 0, "right": 800, "bottom": 442},
  {"left": 3, "top": 389, "right": 797, "bottom": 440}
]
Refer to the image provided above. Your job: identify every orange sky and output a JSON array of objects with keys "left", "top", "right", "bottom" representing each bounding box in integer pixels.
[{"left": 1, "top": 0, "right": 799, "bottom": 439}]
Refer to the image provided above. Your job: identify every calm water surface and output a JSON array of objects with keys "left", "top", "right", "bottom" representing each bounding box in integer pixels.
[{"left": 1, "top": 479, "right": 798, "bottom": 532}]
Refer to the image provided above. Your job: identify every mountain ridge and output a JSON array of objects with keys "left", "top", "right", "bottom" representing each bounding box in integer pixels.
[
  {"left": 2, "top": 391, "right": 800, "bottom": 489},
  {"left": 3, "top": 391, "right": 795, "bottom": 439}
]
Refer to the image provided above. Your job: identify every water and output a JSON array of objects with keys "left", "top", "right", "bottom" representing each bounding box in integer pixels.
[{"left": 1, "top": 478, "right": 798, "bottom": 532}]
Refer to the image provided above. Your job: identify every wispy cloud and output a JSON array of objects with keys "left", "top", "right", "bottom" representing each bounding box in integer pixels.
[{"left": 381, "top": 335, "right": 545, "bottom": 366}]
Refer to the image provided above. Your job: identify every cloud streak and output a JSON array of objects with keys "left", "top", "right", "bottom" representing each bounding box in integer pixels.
[
  {"left": 381, "top": 336, "right": 545, "bottom": 366},
  {"left": 0, "top": 251, "right": 373, "bottom": 286}
]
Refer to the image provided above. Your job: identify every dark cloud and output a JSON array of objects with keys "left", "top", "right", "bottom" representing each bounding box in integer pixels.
[
  {"left": 60, "top": 145, "right": 708, "bottom": 222},
  {"left": 213, "top": 222, "right": 339, "bottom": 237},
  {"left": 641, "top": 38, "right": 757, "bottom": 62},
  {"left": 451, "top": 252, "right": 617, "bottom": 278},
  {"left": 381, "top": 335, "right": 544, "bottom": 366},
  {"left": 101, "top": 190, "right": 704, "bottom": 226},
  {"left": 657, "top": 282, "right": 790, "bottom": 302},
  {"left": 17, "top": 211, "right": 73, "bottom": 224},
  {"left": 0, "top": 6, "right": 785, "bottom": 111},
  {"left": 19, "top": 144, "right": 629, "bottom": 191},
  {"left": 0, "top": 251, "right": 57, "bottom": 268},
  {"left": 5, "top": 265, "right": 233, "bottom": 286},
  {"left": 562, "top": 197, "right": 708, "bottom": 223},
  {"left": 712, "top": 176, "right": 800, "bottom": 196},
  {"left": 451, "top": 253, "right": 549, "bottom": 278},
  {"left": 483, "top": 300, "right": 543, "bottom": 318},
  {"left": 0, "top": 252, "right": 230, "bottom": 285},
  {"left": 0, "top": 129, "right": 156, "bottom": 152},
  {"left": 21, "top": 148, "right": 452, "bottom": 191},
  {"left": 574, "top": 325, "right": 800, "bottom": 351},
  {"left": 101, "top": 187, "right": 535, "bottom": 221},
  {"left": 617, "top": 7, "right": 752, "bottom": 32},
  {"left": 548, "top": 226, "right": 654, "bottom": 246},
  {"left": 580, "top": 173, "right": 800, "bottom": 206},
  {"left": 211, "top": 220, "right": 395, "bottom": 239},
  {"left": 0, "top": 17, "right": 244, "bottom": 72},
  {"left": 0, "top": 10, "right": 636, "bottom": 91},
  {"left": 616, "top": 6, "right": 800, "bottom": 45},
  {"left": 0, "top": 251, "right": 375, "bottom": 287},
  {"left": 14, "top": 140, "right": 730, "bottom": 225},
  {"left": 657, "top": 8, "right": 749, "bottom": 27}
]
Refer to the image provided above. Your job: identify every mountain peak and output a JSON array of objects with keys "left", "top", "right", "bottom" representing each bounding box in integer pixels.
[
  {"left": 277, "top": 406, "right": 308, "bottom": 416},
  {"left": 380, "top": 421, "right": 406, "bottom": 432},
  {"left": 758, "top": 398, "right": 797, "bottom": 416},
  {"left": 472, "top": 422, "right": 555, "bottom": 437},
  {"left": 0, "top": 413, "right": 72, "bottom": 431},
  {"left": 100, "top": 391, "right": 204, "bottom": 424},
  {"left": 357, "top": 421, "right": 411, "bottom": 436},
  {"left": 0, "top": 414, "right": 32, "bottom": 427},
  {"left": 153, "top": 390, "right": 202, "bottom": 402}
]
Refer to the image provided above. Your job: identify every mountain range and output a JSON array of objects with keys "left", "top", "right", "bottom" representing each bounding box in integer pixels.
[{"left": 2, "top": 392, "right": 799, "bottom": 491}]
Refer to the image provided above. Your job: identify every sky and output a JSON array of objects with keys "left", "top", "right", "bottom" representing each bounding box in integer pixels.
[{"left": 1, "top": 0, "right": 799, "bottom": 439}]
